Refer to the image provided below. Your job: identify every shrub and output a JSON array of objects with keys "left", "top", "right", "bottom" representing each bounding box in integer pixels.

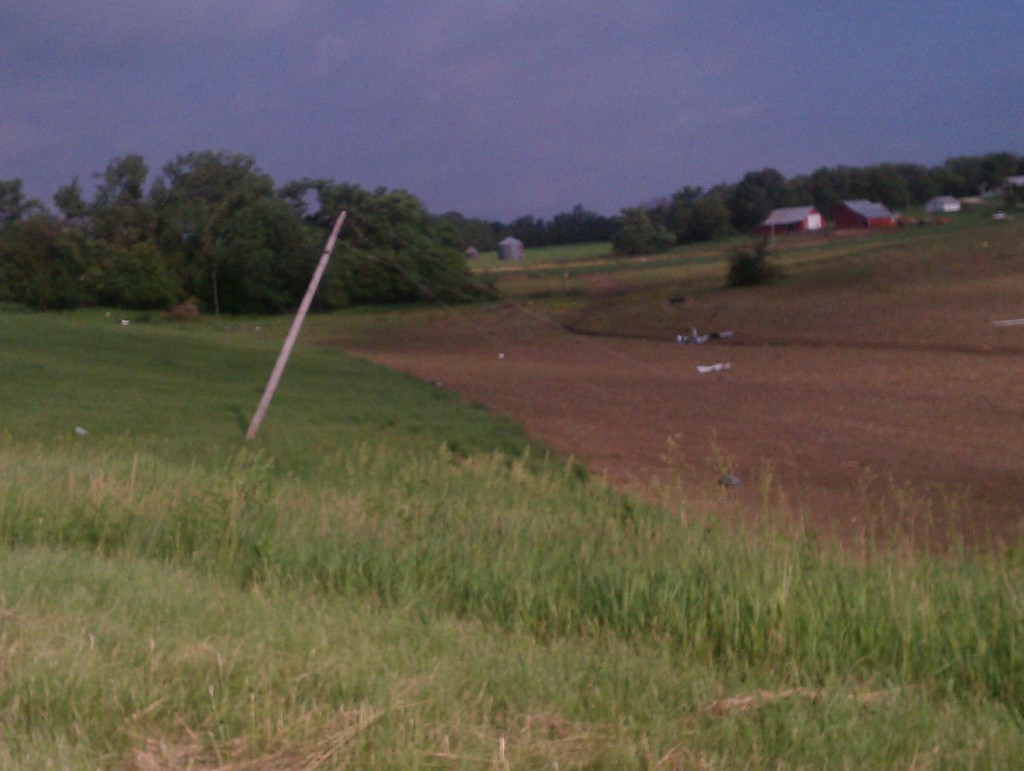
[{"left": 727, "top": 238, "right": 777, "bottom": 287}]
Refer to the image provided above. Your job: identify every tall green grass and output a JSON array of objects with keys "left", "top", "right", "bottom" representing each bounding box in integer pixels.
[
  {"left": 3, "top": 435, "right": 1022, "bottom": 707},
  {"left": 2, "top": 308, "right": 1023, "bottom": 767}
]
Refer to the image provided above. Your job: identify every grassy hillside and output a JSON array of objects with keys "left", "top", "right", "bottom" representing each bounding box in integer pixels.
[
  {"left": 2, "top": 306, "right": 1024, "bottom": 767},
  {"left": 561, "top": 209, "right": 1024, "bottom": 351}
]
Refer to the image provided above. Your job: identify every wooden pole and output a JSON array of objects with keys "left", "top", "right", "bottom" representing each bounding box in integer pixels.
[{"left": 245, "top": 210, "right": 347, "bottom": 440}]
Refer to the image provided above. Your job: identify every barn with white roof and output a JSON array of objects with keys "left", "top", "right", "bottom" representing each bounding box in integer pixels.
[{"left": 756, "top": 206, "right": 823, "bottom": 235}]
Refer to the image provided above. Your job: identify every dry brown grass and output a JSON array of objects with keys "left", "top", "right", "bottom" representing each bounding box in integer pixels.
[{"left": 127, "top": 705, "right": 386, "bottom": 770}]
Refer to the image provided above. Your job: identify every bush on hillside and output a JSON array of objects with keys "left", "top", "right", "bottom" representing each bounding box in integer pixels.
[{"left": 727, "top": 238, "right": 777, "bottom": 287}]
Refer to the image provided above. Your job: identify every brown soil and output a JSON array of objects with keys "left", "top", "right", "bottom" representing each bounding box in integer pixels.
[{"left": 315, "top": 234, "right": 1019, "bottom": 548}]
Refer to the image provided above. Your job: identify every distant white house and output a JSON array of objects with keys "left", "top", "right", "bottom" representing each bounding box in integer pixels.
[
  {"left": 1004, "top": 175, "right": 1024, "bottom": 189},
  {"left": 924, "top": 195, "right": 961, "bottom": 214},
  {"left": 755, "top": 206, "right": 823, "bottom": 235}
]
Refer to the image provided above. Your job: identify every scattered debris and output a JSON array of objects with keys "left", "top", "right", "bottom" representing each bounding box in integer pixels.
[
  {"left": 992, "top": 211, "right": 1007, "bottom": 221},
  {"left": 993, "top": 319, "right": 1024, "bottom": 327},
  {"left": 676, "top": 327, "right": 733, "bottom": 345},
  {"left": 74, "top": 426, "right": 89, "bottom": 436},
  {"left": 718, "top": 473, "right": 742, "bottom": 488},
  {"left": 697, "top": 363, "right": 731, "bottom": 374},
  {"left": 120, "top": 319, "right": 130, "bottom": 326}
]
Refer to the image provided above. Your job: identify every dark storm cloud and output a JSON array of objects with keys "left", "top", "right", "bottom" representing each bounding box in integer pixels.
[{"left": 2, "top": 1, "right": 1022, "bottom": 219}]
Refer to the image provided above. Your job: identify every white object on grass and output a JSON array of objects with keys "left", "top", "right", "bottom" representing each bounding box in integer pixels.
[
  {"left": 74, "top": 426, "right": 89, "bottom": 436},
  {"left": 697, "top": 363, "right": 731, "bottom": 374},
  {"left": 993, "top": 319, "right": 1024, "bottom": 327}
]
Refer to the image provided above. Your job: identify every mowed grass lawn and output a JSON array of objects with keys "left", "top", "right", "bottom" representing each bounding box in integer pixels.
[{"left": 1, "top": 293, "right": 1024, "bottom": 767}]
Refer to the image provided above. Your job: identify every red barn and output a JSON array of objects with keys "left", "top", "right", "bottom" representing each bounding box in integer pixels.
[
  {"left": 756, "top": 206, "right": 823, "bottom": 235},
  {"left": 833, "top": 199, "right": 896, "bottom": 229}
]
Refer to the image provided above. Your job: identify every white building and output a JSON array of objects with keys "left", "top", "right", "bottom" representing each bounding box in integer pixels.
[
  {"left": 756, "top": 206, "right": 823, "bottom": 235},
  {"left": 924, "top": 195, "right": 961, "bottom": 214}
]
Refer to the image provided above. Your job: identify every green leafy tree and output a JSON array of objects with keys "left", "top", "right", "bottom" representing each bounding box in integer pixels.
[
  {"left": 89, "top": 155, "right": 157, "bottom": 247},
  {"left": 432, "top": 211, "right": 499, "bottom": 251},
  {"left": 980, "top": 152, "right": 1020, "bottom": 192},
  {"left": 0, "top": 216, "right": 93, "bottom": 309},
  {"left": 727, "top": 168, "right": 789, "bottom": 231},
  {"left": 0, "top": 179, "right": 44, "bottom": 227},
  {"left": 95, "top": 154, "right": 148, "bottom": 208},
  {"left": 285, "top": 179, "right": 491, "bottom": 307},
  {"left": 670, "top": 189, "right": 732, "bottom": 243},
  {"left": 54, "top": 177, "right": 89, "bottom": 221},
  {"left": 153, "top": 151, "right": 301, "bottom": 314},
  {"left": 889, "top": 163, "right": 937, "bottom": 205},
  {"left": 88, "top": 241, "right": 179, "bottom": 309},
  {"left": 943, "top": 156, "right": 985, "bottom": 196},
  {"left": 612, "top": 207, "right": 675, "bottom": 255},
  {"left": 864, "top": 165, "right": 910, "bottom": 210}
]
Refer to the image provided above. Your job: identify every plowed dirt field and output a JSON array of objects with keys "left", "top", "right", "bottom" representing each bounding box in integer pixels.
[{"left": 318, "top": 229, "right": 1024, "bottom": 546}]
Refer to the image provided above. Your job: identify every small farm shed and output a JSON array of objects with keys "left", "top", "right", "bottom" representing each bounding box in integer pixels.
[
  {"left": 834, "top": 199, "right": 897, "bottom": 229},
  {"left": 756, "top": 206, "right": 823, "bottom": 235},
  {"left": 464, "top": 246, "right": 480, "bottom": 260},
  {"left": 497, "top": 236, "right": 524, "bottom": 261},
  {"left": 924, "top": 196, "right": 961, "bottom": 214},
  {"left": 1004, "top": 175, "right": 1024, "bottom": 189}
]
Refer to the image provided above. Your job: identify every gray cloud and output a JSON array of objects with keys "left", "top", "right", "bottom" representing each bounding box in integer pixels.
[{"left": 2, "top": 1, "right": 1022, "bottom": 220}]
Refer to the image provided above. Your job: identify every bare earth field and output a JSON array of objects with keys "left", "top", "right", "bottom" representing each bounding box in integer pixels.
[{"left": 318, "top": 229, "right": 1024, "bottom": 546}]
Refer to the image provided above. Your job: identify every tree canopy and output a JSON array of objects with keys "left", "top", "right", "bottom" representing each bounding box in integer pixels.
[{"left": 0, "top": 152, "right": 491, "bottom": 313}]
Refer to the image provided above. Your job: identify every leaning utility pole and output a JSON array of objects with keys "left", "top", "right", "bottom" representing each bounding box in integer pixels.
[{"left": 245, "top": 210, "right": 347, "bottom": 440}]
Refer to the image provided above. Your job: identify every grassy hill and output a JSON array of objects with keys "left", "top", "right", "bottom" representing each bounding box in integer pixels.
[{"left": 2, "top": 218, "right": 1024, "bottom": 766}]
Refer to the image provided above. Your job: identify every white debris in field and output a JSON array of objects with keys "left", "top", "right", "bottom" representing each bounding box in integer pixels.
[
  {"left": 498, "top": 352, "right": 505, "bottom": 359},
  {"left": 697, "top": 363, "right": 731, "bottom": 374},
  {"left": 120, "top": 319, "right": 130, "bottom": 326},
  {"left": 993, "top": 319, "right": 1024, "bottom": 327},
  {"left": 675, "top": 327, "right": 733, "bottom": 344},
  {"left": 74, "top": 426, "right": 89, "bottom": 436}
]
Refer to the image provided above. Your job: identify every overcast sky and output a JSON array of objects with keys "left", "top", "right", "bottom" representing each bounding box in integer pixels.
[{"left": 2, "top": 1, "right": 1022, "bottom": 221}]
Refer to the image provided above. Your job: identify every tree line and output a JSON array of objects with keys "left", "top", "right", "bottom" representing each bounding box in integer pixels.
[
  {"left": 435, "top": 204, "right": 619, "bottom": 252},
  {"left": 612, "top": 152, "right": 1024, "bottom": 254},
  {"left": 2, "top": 150, "right": 1021, "bottom": 311},
  {"left": 0, "top": 151, "right": 491, "bottom": 312},
  {"left": 420, "top": 152, "right": 1024, "bottom": 258}
]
